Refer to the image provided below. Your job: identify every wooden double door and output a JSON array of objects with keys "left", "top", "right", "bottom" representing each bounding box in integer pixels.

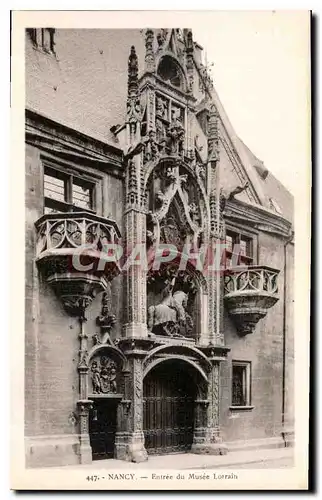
[
  {"left": 89, "top": 399, "right": 118, "bottom": 460},
  {"left": 143, "top": 361, "right": 195, "bottom": 455}
]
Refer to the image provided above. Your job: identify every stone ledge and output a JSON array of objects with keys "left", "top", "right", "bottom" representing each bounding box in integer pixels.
[
  {"left": 226, "top": 436, "right": 285, "bottom": 453},
  {"left": 25, "top": 434, "right": 81, "bottom": 468},
  {"left": 229, "top": 405, "right": 254, "bottom": 411}
]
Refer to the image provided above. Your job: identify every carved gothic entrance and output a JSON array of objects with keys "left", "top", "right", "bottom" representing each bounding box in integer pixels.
[
  {"left": 143, "top": 360, "right": 195, "bottom": 454},
  {"left": 89, "top": 399, "right": 118, "bottom": 460}
]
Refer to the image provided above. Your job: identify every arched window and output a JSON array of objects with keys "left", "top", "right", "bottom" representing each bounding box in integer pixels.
[{"left": 157, "top": 56, "right": 184, "bottom": 89}]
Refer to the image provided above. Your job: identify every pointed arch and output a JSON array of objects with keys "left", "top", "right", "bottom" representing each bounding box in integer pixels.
[
  {"left": 87, "top": 343, "right": 127, "bottom": 370},
  {"left": 157, "top": 54, "right": 185, "bottom": 90}
]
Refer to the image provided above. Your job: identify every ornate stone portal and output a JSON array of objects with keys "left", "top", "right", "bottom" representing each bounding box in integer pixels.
[
  {"left": 33, "top": 29, "right": 282, "bottom": 465},
  {"left": 111, "top": 29, "right": 230, "bottom": 461}
]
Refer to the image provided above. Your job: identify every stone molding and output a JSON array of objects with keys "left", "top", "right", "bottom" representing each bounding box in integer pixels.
[
  {"left": 224, "top": 198, "right": 293, "bottom": 237},
  {"left": 25, "top": 109, "right": 123, "bottom": 174}
]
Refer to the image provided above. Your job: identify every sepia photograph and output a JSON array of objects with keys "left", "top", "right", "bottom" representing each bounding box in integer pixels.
[{"left": 10, "top": 9, "right": 310, "bottom": 490}]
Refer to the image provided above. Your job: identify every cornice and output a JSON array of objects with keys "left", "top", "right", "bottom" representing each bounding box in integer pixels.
[
  {"left": 224, "top": 198, "right": 293, "bottom": 238},
  {"left": 25, "top": 109, "right": 124, "bottom": 175}
]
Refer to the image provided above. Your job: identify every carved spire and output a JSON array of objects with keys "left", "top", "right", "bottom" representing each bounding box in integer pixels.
[
  {"left": 199, "top": 59, "right": 214, "bottom": 94},
  {"left": 208, "top": 103, "right": 224, "bottom": 238},
  {"left": 126, "top": 45, "right": 142, "bottom": 139},
  {"left": 184, "top": 29, "right": 194, "bottom": 93},
  {"left": 185, "top": 28, "right": 193, "bottom": 52},
  {"left": 208, "top": 104, "right": 219, "bottom": 163},
  {"left": 145, "top": 29, "right": 155, "bottom": 73},
  {"left": 128, "top": 45, "right": 139, "bottom": 99},
  {"left": 156, "top": 28, "right": 168, "bottom": 49}
]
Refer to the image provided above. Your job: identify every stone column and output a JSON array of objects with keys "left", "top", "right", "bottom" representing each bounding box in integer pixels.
[
  {"left": 207, "top": 104, "right": 225, "bottom": 347},
  {"left": 115, "top": 353, "right": 148, "bottom": 462},
  {"left": 192, "top": 362, "right": 227, "bottom": 455},
  {"left": 191, "top": 399, "right": 209, "bottom": 452},
  {"left": 123, "top": 207, "right": 148, "bottom": 338},
  {"left": 206, "top": 361, "right": 227, "bottom": 453},
  {"left": 123, "top": 45, "right": 148, "bottom": 339},
  {"left": 75, "top": 313, "right": 93, "bottom": 465},
  {"left": 207, "top": 238, "right": 225, "bottom": 346},
  {"left": 78, "top": 317, "right": 89, "bottom": 400},
  {"left": 77, "top": 400, "right": 93, "bottom": 464},
  {"left": 197, "top": 290, "right": 209, "bottom": 345}
]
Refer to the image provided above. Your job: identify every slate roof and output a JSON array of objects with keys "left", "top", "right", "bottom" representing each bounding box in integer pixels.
[{"left": 25, "top": 28, "right": 293, "bottom": 225}]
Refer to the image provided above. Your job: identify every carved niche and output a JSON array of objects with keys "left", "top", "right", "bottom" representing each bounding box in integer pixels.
[
  {"left": 145, "top": 161, "right": 204, "bottom": 250},
  {"left": 93, "top": 289, "right": 117, "bottom": 346},
  {"left": 147, "top": 265, "right": 197, "bottom": 339},
  {"left": 141, "top": 92, "right": 186, "bottom": 163},
  {"left": 90, "top": 355, "right": 119, "bottom": 395}
]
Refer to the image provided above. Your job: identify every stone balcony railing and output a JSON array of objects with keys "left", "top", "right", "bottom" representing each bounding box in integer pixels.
[
  {"left": 35, "top": 212, "right": 121, "bottom": 317},
  {"left": 224, "top": 265, "right": 280, "bottom": 336}
]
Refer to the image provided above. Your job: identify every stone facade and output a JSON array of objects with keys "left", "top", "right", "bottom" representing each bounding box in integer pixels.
[{"left": 25, "top": 28, "right": 294, "bottom": 468}]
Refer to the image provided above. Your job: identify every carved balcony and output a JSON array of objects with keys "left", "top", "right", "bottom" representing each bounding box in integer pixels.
[
  {"left": 224, "top": 266, "right": 280, "bottom": 336},
  {"left": 35, "top": 212, "right": 121, "bottom": 317}
]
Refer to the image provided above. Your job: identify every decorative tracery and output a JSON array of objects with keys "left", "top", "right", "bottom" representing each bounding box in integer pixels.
[{"left": 157, "top": 55, "right": 185, "bottom": 89}]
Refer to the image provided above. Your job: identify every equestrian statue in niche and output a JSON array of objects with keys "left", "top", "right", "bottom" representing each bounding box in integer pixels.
[{"left": 147, "top": 274, "right": 193, "bottom": 338}]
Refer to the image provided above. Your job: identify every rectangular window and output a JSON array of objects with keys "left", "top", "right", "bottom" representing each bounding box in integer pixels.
[
  {"left": 72, "top": 178, "right": 94, "bottom": 210},
  {"left": 231, "top": 361, "right": 251, "bottom": 407},
  {"left": 44, "top": 165, "right": 96, "bottom": 214},
  {"left": 44, "top": 171, "right": 65, "bottom": 203},
  {"left": 225, "top": 230, "right": 254, "bottom": 268}
]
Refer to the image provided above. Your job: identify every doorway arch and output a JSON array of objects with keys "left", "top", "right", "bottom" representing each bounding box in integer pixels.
[{"left": 143, "top": 359, "right": 199, "bottom": 455}]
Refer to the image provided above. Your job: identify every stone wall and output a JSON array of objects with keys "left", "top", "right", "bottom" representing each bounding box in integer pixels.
[
  {"left": 220, "top": 230, "right": 294, "bottom": 448},
  {"left": 25, "top": 141, "right": 124, "bottom": 466}
]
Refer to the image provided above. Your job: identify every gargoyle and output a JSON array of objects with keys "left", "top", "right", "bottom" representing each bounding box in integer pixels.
[
  {"left": 227, "top": 182, "right": 249, "bottom": 200},
  {"left": 218, "top": 182, "right": 250, "bottom": 213},
  {"left": 124, "top": 136, "right": 150, "bottom": 160}
]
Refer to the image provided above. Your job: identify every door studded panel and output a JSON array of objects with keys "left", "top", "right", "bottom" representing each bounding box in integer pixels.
[{"left": 143, "top": 361, "right": 195, "bottom": 455}]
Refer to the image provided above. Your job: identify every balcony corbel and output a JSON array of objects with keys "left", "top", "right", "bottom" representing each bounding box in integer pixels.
[
  {"left": 224, "top": 265, "right": 280, "bottom": 336},
  {"left": 34, "top": 211, "right": 121, "bottom": 318}
]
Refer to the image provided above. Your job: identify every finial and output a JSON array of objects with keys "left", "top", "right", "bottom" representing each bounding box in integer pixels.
[
  {"left": 186, "top": 29, "right": 193, "bottom": 52},
  {"left": 128, "top": 45, "right": 138, "bottom": 98},
  {"left": 145, "top": 29, "right": 155, "bottom": 73}
]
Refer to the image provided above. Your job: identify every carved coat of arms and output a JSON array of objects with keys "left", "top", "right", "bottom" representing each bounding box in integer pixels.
[{"left": 161, "top": 216, "right": 184, "bottom": 248}]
